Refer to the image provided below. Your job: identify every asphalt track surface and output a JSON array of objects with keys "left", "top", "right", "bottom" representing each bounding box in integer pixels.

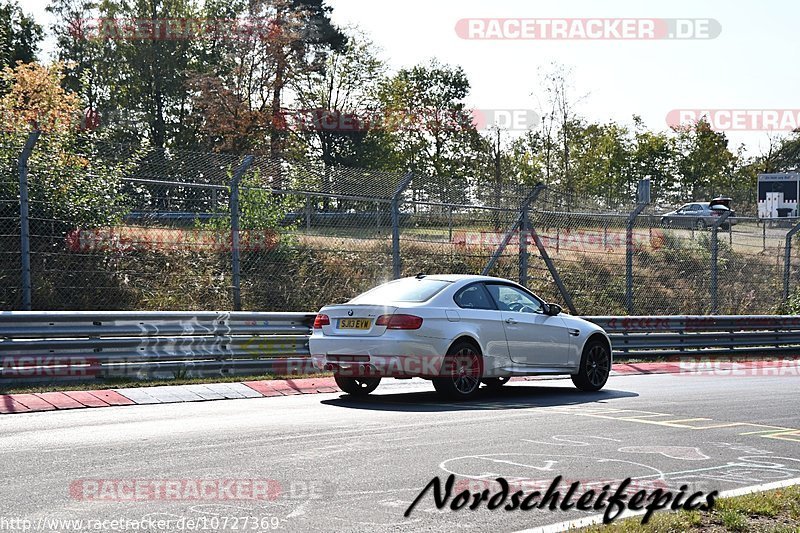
[{"left": 1, "top": 372, "right": 799, "bottom": 532}]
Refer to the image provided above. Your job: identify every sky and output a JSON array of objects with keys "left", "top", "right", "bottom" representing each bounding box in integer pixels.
[{"left": 21, "top": 0, "right": 800, "bottom": 156}]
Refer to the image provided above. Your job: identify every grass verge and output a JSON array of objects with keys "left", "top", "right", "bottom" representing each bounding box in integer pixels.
[{"left": 580, "top": 485, "right": 800, "bottom": 532}]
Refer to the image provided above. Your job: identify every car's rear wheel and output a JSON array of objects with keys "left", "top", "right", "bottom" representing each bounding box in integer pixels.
[
  {"left": 482, "top": 376, "right": 510, "bottom": 390},
  {"left": 433, "top": 341, "right": 483, "bottom": 400},
  {"left": 571, "top": 339, "right": 611, "bottom": 392},
  {"left": 695, "top": 219, "right": 707, "bottom": 229},
  {"left": 335, "top": 376, "right": 381, "bottom": 396}
]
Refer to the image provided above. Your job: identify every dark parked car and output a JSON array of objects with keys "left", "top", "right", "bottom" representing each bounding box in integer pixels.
[{"left": 660, "top": 197, "right": 736, "bottom": 229}]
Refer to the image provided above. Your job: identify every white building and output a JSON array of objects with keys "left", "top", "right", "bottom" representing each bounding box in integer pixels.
[{"left": 758, "top": 173, "right": 800, "bottom": 218}]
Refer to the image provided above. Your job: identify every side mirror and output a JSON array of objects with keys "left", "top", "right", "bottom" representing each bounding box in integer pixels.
[{"left": 545, "top": 303, "right": 562, "bottom": 316}]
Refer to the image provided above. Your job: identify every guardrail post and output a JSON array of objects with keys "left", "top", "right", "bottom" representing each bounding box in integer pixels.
[
  {"left": 229, "top": 155, "right": 255, "bottom": 311},
  {"left": 18, "top": 130, "right": 41, "bottom": 311},
  {"left": 710, "top": 210, "right": 731, "bottom": 314},
  {"left": 391, "top": 172, "right": 414, "bottom": 279},
  {"left": 782, "top": 220, "right": 800, "bottom": 300}
]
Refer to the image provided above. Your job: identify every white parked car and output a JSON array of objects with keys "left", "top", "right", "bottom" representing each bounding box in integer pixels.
[{"left": 310, "top": 274, "right": 612, "bottom": 399}]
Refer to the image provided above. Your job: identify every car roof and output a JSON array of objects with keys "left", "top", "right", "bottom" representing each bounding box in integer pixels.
[{"left": 410, "top": 274, "right": 515, "bottom": 284}]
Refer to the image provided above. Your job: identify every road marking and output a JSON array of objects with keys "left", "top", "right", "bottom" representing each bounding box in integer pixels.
[
  {"left": 518, "top": 476, "right": 800, "bottom": 533},
  {"left": 660, "top": 418, "right": 713, "bottom": 424},
  {"left": 612, "top": 413, "right": 674, "bottom": 419},
  {"left": 545, "top": 406, "right": 800, "bottom": 443}
]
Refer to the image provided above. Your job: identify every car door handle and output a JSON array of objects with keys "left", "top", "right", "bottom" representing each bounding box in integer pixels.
[
  {"left": 505, "top": 318, "right": 517, "bottom": 325},
  {"left": 568, "top": 329, "right": 580, "bottom": 337}
]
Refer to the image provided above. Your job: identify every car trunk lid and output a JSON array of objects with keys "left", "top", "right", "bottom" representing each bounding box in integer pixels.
[{"left": 319, "top": 304, "right": 399, "bottom": 337}]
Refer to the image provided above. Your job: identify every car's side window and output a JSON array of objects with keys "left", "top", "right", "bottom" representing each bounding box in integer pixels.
[
  {"left": 453, "top": 284, "right": 496, "bottom": 310},
  {"left": 485, "top": 284, "right": 543, "bottom": 314}
]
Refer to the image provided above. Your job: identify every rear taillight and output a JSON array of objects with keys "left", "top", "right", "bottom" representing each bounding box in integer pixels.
[
  {"left": 376, "top": 314, "right": 423, "bottom": 330},
  {"left": 313, "top": 314, "right": 330, "bottom": 329}
]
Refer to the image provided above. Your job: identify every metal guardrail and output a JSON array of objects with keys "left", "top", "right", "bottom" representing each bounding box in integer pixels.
[
  {"left": 1, "top": 312, "right": 798, "bottom": 384},
  {"left": 0, "top": 311, "right": 316, "bottom": 382},
  {"left": 587, "top": 315, "right": 800, "bottom": 357}
]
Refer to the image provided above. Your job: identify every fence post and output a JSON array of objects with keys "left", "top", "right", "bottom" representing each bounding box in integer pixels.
[
  {"left": 483, "top": 184, "right": 545, "bottom": 276},
  {"left": 710, "top": 211, "right": 731, "bottom": 314},
  {"left": 391, "top": 172, "right": 414, "bottom": 279},
  {"left": 529, "top": 224, "right": 577, "bottom": 314},
  {"left": 448, "top": 205, "right": 453, "bottom": 243},
  {"left": 519, "top": 204, "right": 529, "bottom": 287},
  {"left": 18, "top": 130, "right": 41, "bottom": 310},
  {"left": 305, "top": 193, "right": 311, "bottom": 233},
  {"left": 625, "top": 179, "right": 650, "bottom": 315},
  {"left": 229, "top": 155, "right": 255, "bottom": 311},
  {"left": 782, "top": 220, "right": 800, "bottom": 300}
]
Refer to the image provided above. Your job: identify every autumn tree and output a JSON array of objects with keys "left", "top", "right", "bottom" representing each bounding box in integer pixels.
[
  {"left": 0, "top": 61, "right": 129, "bottom": 226},
  {"left": 0, "top": 61, "right": 80, "bottom": 133}
]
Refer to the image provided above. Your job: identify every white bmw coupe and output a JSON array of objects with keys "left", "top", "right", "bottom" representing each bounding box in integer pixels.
[{"left": 310, "top": 274, "right": 612, "bottom": 400}]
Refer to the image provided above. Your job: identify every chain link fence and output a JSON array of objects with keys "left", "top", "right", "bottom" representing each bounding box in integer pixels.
[{"left": 3, "top": 131, "right": 800, "bottom": 315}]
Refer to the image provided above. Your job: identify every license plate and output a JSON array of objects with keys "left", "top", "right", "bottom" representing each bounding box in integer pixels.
[{"left": 338, "top": 318, "right": 371, "bottom": 330}]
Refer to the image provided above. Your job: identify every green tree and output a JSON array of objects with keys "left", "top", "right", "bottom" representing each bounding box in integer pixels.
[
  {"left": 630, "top": 116, "right": 677, "bottom": 205},
  {"left": 378, "top": 59, "right": 482, "bottom": 204},
  {"left": 673, "top": 118, "right": 736, "bottom": 200},
  {"left": 0, "top": 0, "right": 42, "bottom": 71}
]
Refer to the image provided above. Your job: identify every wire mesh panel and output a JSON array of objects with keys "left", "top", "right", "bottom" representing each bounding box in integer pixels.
[
  {"left": 395, "top": 170, "right": 541, "bottom": 285},
  {"left": 717, "top": 217, "right": 786, "bottom": 314},
  {"left": 0, "top": 134, "right": 27, "bottom": 310},
  {"left": 630, "top": 209, "right": 710, "bottom": 315},
  {"left": 23, "top": 140, "right": 242, "bottom": 310},
  {"left": 527, "top": 187, "right": 633, "bottom": 314},
  {"left": 236, "top": 158, "right": 403, "bottom": 311},
  {"left": 3, "top": 133, "right": 800, "bottom": 315},
  {"left": 399, "top": 201, "right": 522, "bottom": 280}
]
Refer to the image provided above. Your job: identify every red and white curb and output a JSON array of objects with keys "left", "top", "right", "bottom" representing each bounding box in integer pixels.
[{"left": 0, "top": 360, "right": 794, "bottom": 415}]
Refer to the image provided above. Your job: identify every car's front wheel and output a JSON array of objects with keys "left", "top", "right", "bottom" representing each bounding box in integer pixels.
[
  {"left": 433, "top": 341, "right": 483, "bottom": 400},
  {"left": 571, "top": 339, "right": 611, "bottom": 392},
  {"left": 335, "top": 376, "right": 381, "bottom": 396}
]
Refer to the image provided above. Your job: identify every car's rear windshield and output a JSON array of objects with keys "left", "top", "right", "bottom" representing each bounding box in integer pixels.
[{"left": 349, "top": 278, "right": 451, "bottom": 304}]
